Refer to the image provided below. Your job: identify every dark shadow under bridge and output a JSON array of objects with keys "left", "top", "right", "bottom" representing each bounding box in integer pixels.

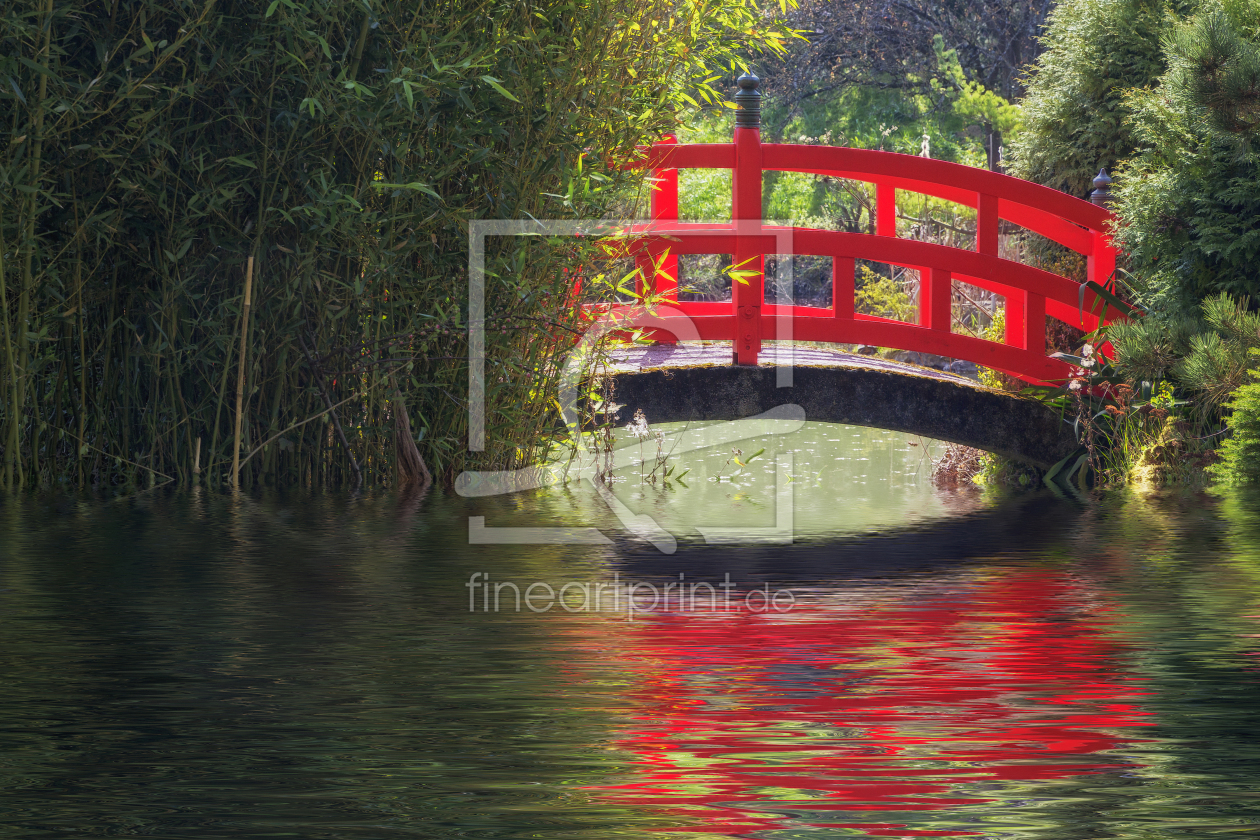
[{"left": 605, "top": 345, "right": 1078, "bottom": 469}]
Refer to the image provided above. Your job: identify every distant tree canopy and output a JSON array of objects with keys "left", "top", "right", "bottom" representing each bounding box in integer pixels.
[
  {"left": 755, "top": 0, "right": 1048, "bottom": 167},
  {"left": 764, "top": 0, "right": 1051, "bottom": 106}
]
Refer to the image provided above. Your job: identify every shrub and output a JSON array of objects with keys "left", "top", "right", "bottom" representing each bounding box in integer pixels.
[
  {"left": 1210, "top": 351, "right": 1260, "bottom": 483},
  {"left": 855, "top": 266, "right": 916, "bottom": 322},
  {"left": 1113, "top": 5, "right": 1260, "bottom": 317},
  {"left": 1009, "top": 0, "right": 1193, "bottom": 196},
  {"left": 1110, "top": 293, "right": 1260, "bottom": 416},
  {"left": 0, "top": 0, "right": 789, "bottom": 490}
]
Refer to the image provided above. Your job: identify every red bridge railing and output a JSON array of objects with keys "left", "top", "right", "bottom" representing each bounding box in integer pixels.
[{"left": 613, "top": 74, "right": 1122, "bottom": 385}]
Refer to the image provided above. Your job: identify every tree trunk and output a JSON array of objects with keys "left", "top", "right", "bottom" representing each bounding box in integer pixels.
[{"left": 392, "top": 391, "right": 431, "bottom": 490}]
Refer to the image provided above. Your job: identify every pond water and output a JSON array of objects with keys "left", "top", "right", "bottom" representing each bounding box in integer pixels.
[{"left": 2, "top": 422, "right": 1260, "bottom": 838}]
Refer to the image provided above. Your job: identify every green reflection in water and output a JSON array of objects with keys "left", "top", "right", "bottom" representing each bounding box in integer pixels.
[
  {"left": 0, "top": 471, "right": 1258, "bottom": 838},
  {"left": 518, "top": 421, "right": 989, "bottom": 544},
  {"left": 0, "top": 493, "right": 647, "bottom": 839}
]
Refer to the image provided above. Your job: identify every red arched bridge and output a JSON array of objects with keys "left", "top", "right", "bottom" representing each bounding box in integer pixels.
[{"left": 605, "top": 74, "right": 1123, "bottom": 386}]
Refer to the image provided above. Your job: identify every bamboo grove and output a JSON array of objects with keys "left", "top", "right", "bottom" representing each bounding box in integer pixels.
[{"left": 0, "top": 0, "right": 789, "bottom": 491}]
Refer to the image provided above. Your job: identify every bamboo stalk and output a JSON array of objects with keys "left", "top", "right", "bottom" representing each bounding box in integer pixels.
[
  {"left": 0, "top": 0, "right": 700, "bottom": 490},
  {"left": 299, "top": 333, "right": 362, "bottom": 487},
  {"left": 235, "top": 389, "right": 365, "bottom": 471},
  {"left": 0, "top": 225, "right": 16, "bottom": 490},
  {"left": 75, "top": 204, "right": 87, "bottom": 489},
  {"left": 231, "top": 256, "right": 254, "bottom": 491},
  {"left": 207, "top": 296, "right": 238, "bottom": 488},
  {"left": 15, "top": 0, "right": 55, "bottom": 488}
]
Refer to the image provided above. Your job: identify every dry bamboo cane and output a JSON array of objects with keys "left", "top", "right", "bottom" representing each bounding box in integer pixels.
[
  {"left": 231, "top": 256, "right": 254, "bottom": 491},
  {"left": 0, "top": 227, "right": 16, "bottom": 490}
]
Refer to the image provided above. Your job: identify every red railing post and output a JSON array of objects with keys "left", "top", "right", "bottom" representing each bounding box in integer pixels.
[
  {"left": 1005, "top": 290, "right": 1024, "bottom": 349},
  {"left": 650, "top": 134, "right": 680, "bottom": 303},
  {"left": 979, "top": 191, "right": 1031, "bottom": 350},
  {"left": 1025, "top": 292, "right": 1046, "bottom": 352},
  {"left": 1088, "top": 231, "right": 1117, "bottom": 290},
  {"left": 1088, "top": 171, "right": 1119, "bottom": 353},
  {"left": 876, "top": 183, "right": 896, "bottom": 237},
  {"left": 921, "top": 267, "right": 952, "bottom": 331},
  {"left": 732, "top": 74, "right": 764, "bottom": 365},
  {"left": 976, "top": 193, "right": 999, "bottom": 256},
  {"left": 833, "top": 256, "right": 855, "bottom": 321},
  {"left": 1004, "top": 289, "right": 1046, "bottom": 352}
]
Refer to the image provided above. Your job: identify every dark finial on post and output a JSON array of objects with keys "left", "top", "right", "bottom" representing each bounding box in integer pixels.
[
  {"left": 734, "top": 73, "right": 761, "bottom": 129},
  {"left": 1090, "top": 168, "right": 1113, "bottom": 208}
]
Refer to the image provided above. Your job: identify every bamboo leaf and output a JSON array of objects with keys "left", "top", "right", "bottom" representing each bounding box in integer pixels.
[
  {"left": 374, "top": 181, "right": 442, "bottom": 201},
  {"left": 480, "top": 75, "right": 520, "bottom": 102},
  {"left": 17, "top": 56, "right": 57, "bottom": 80}
]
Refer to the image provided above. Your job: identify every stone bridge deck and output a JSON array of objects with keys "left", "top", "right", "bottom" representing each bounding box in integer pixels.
[{"left": 602, "top": 344, "right": 1078, "bottom": 469}]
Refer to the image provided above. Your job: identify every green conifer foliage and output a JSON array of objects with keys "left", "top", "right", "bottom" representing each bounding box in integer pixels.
[
  {"left": 1209, "top": 351, "right": 1260, "bottom": 482},
  {"left": 1110, "top": 293, "right": 1260, "bottom": 418},
  {"left": 1113, "top": 4, "right": 1260, "bottom": 316},
  {"left": 1008, "top": 0, "right": 1195, "bottom": 196}
]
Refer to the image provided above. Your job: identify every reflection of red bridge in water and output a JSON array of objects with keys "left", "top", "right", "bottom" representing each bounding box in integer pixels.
[
  {"left": 612, "top": 74, "right": 1123, "bottom": 385},
  {"left": 585, "top": 570, "right": 1153, "bottom": 838}
]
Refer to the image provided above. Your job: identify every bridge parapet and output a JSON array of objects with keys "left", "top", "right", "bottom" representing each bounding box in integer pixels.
[{"left": 613, "top": 74, "right": 1125, "bottom": 385}]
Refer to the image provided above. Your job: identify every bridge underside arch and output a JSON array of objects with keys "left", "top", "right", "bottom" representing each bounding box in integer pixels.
[{"left": 603, "top": 348, "right": 1079, "bottom": 469}]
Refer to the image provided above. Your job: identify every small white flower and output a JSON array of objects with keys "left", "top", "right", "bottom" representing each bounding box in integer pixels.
[
  {"left": 1082, "top": 343, "right": 1095, "bottom": 358},
  {"left": 1069, "top": 380, "right": 1083, "bottom": 391},
  {"left": 626, "top": 409, "right": 651, "bottom": 439},
  {"left": 1082, "top": 358, "right": 1095, "bottom": 368}
]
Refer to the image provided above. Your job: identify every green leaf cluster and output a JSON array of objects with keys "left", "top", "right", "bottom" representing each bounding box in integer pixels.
[
  {"left": 1173, "top": 294, "right": 1260, "bottom": 411},
  {"left": 854, "top": 266, "right": 916, "bottom": 323},
  {"left": 924, "top": 36, "right": 1023, "bottom": 141},
  {"left": 1013, "top": 0, "right": 1260, "bottom": 318},
  {"left": 677, "top": 32, "right": 1024, "bottom": 241},
  {"left": 758, "top": 36, "right": 1021, "bottom": 171}
]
